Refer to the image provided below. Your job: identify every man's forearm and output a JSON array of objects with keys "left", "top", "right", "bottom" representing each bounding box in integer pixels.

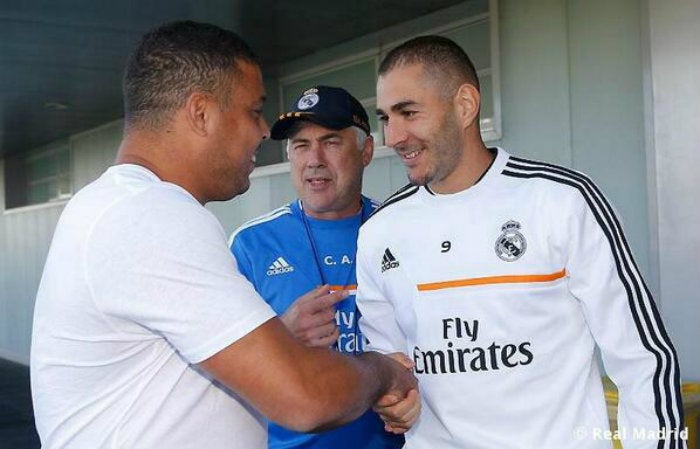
[{"left": 200, "top": 318, "right": 416, "bottom": 433}]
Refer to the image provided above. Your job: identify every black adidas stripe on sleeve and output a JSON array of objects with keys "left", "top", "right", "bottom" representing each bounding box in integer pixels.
[{"left": 503, "top": 157, "right": 683, "bottom": 449}]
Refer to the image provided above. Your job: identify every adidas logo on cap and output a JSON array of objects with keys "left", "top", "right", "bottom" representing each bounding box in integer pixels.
[
  {"left": 267, "top": 257, "right": 295, "bottom": 276},
  {"left": 381, "top": 248, "right": 400, "bottom": 273}
]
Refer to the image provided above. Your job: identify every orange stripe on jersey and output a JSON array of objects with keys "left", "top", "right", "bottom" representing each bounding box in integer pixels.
[
  {"left": 416, "top": 269, "right": 567, "bottom": 292},
  {"left": 328, "top": 284, "right": 357, "bottom": 292}
]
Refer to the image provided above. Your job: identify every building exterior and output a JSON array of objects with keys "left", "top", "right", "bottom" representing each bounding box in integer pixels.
[{"left": 1, "top": 0, "right": 698, "bottom": 382}]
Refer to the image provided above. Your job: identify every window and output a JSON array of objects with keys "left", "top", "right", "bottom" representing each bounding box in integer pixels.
[
  {"left": 269, "top": 0, "right": 500, "bottom": 167},
  {"left": 3, "top": 141, "right": 72, "bottom": 210},
  {"left": 441, "top": 14, "right": 501, "bottom": 141}
]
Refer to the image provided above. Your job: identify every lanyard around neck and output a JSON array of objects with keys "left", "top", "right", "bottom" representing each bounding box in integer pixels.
[
  {"left": 298, "top": 199, "right": 369, "bottom": 288},
  {"left": 298, "top": 199, "right": 371, "bottom": 354}
]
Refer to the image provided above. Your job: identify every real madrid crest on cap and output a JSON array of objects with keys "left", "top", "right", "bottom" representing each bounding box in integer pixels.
[
  {"left": 270, "top": 85, "right": 370, "bottom": 140},
  {"left": 297, "top": 88, "right": 320, "bottom": 110},
  {"left": 495, "top": 220, "right": 527, "bottom": 262}
]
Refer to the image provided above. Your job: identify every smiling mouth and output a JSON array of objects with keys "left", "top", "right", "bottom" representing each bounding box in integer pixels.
[
  {"left": 403, "top": 150, "right": 422, "bottom": 160},
  {"left": 397, "top": 147, "right": 424, "bottom": 163},
  {"left": 306, "top": 178, "right": 331, "bottom": 186}
]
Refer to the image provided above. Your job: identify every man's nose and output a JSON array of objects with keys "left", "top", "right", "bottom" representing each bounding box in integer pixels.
[
  {"left": 383, "top": 121, "right": 408, "bottom": 149},
  {"left": 306, "top": 142, "right": 327, "bottom": 167}
]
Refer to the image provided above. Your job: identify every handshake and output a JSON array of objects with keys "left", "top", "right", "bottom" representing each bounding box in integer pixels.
[
  {"left": 278, "top": 285, "right": 420, "bottom": 434},
  {"left": 366, "top": 351, "right": 421, "bottom": 434}
]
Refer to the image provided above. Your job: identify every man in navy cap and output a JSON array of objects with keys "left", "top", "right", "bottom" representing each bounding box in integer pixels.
[{"left": 229, "top": 86, "right": 414, "bottom": 449}]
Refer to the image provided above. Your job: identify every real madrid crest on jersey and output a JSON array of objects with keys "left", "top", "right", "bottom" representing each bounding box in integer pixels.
[
  {"left": 495, "top": 220, "right": 527, "bottom": 262},
  {"left": 297, "top": 88, "right": 319, "bottom": 110}
]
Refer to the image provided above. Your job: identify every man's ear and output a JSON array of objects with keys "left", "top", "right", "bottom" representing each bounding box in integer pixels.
[
  {"left": 453, "top": 83, "right": 481, "bottom": 128},
  {"left": 362, "top": 134, "right": 374, "bottom": 167},
  {"left": 184, "top": 92, "right": 214, "bottom": 137}
]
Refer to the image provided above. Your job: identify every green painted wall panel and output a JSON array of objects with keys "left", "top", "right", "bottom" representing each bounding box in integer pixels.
[
  {"left": 567, "top": 0, "right": 648, "bottom": 275},
  {"left": 496, "top": 0, "right": 572, "bottom": 165}
]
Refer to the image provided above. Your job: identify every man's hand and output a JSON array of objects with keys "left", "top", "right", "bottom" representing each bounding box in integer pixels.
[
  {"left": 280, "top": 284, "right": 347, "bottom": 347},
  {"left": 373, "top": 353, "right": 421, "bottom": 434}
]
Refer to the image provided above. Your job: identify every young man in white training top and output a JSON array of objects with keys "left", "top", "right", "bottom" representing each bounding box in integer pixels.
[{"left": 357, "top": 35, "right": 685, "bottom": 449}]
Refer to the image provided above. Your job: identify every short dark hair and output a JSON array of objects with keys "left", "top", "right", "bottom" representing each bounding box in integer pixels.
[
  {"left": 378, "top": 35, "right": 480, "bottom": 96},
  {"left": 123, "top": 20, "right": 258, "bottom": 130}
]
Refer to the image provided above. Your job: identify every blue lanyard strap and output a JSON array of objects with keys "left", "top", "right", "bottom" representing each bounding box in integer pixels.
[
  {"left": 297, "top": 198, "right": 371, "bottom": 288},
  {"left": 297, "top": 199, "right": 371, "bottom": 355},
  {"left": 299, "top": 201, "right": 330, "bottom": 286}
]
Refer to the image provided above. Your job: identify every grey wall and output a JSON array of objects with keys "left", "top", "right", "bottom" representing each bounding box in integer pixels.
[
  {"left": 72, "top": 121, "right": 123, "bottom": 191},
  {"left": 0, "top": 165, "right": 64, "bottom": 364},
  {"left": 647, "top": 0, "right": 700, "bottom": 380},
  {"left": 497, "top": 0, "right": 650, "bottom": 277},
  {"left": 0, "top": 121, "right": 124, "bottom": 364},
  {"left": 1, "top": 0, "right": 696, "bottom": 380}
]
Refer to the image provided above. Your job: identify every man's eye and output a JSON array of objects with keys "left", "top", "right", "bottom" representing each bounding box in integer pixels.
[{"left": 403, "top": 110, "right": 417, "bottom": 118}]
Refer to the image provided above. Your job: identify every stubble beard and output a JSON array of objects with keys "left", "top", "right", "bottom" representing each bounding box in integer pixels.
[
  {"left": 407, "top": 110, "right": 463, "bottom": 188},
  {"left": 208, "top": 153, "right": 252, "bottom": 202}
]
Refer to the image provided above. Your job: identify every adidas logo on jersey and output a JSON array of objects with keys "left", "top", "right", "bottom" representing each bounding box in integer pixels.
[
  {"left": 266, "top": 257, "right": 295, "bottom": 276},
  {"left": 381, "top": 248, "right": 400, "bottom": 272}
]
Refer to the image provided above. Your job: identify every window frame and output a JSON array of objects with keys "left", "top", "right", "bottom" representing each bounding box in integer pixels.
[
  {"left": 262, "top": 0, "right": 501, "bottom": 173},
  {"left": 3, "top": 140, "right": 73, "bottom": 214}
]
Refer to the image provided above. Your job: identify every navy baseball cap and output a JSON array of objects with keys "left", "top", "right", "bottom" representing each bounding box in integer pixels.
[{"left": 270, "top": 85, "right": 370, "bottom": 140}]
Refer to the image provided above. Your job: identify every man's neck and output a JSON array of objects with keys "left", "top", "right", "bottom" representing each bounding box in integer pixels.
[
  {"left": 116, "top": 130, "right": 207, "bottom": 204},
  {"left": 428, "top": 141, "right": 494, "bottom": 194},
  {"left": 301, "top": 198, "right": 363, "bottom": 221}
]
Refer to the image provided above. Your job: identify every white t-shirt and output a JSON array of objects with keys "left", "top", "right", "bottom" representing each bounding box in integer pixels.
[
  {"left": 357, "top": 148, "right": 683, "bottom": 449},
  {"left": 31, "top": 164, "right": 276, "bottom": 449}
]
